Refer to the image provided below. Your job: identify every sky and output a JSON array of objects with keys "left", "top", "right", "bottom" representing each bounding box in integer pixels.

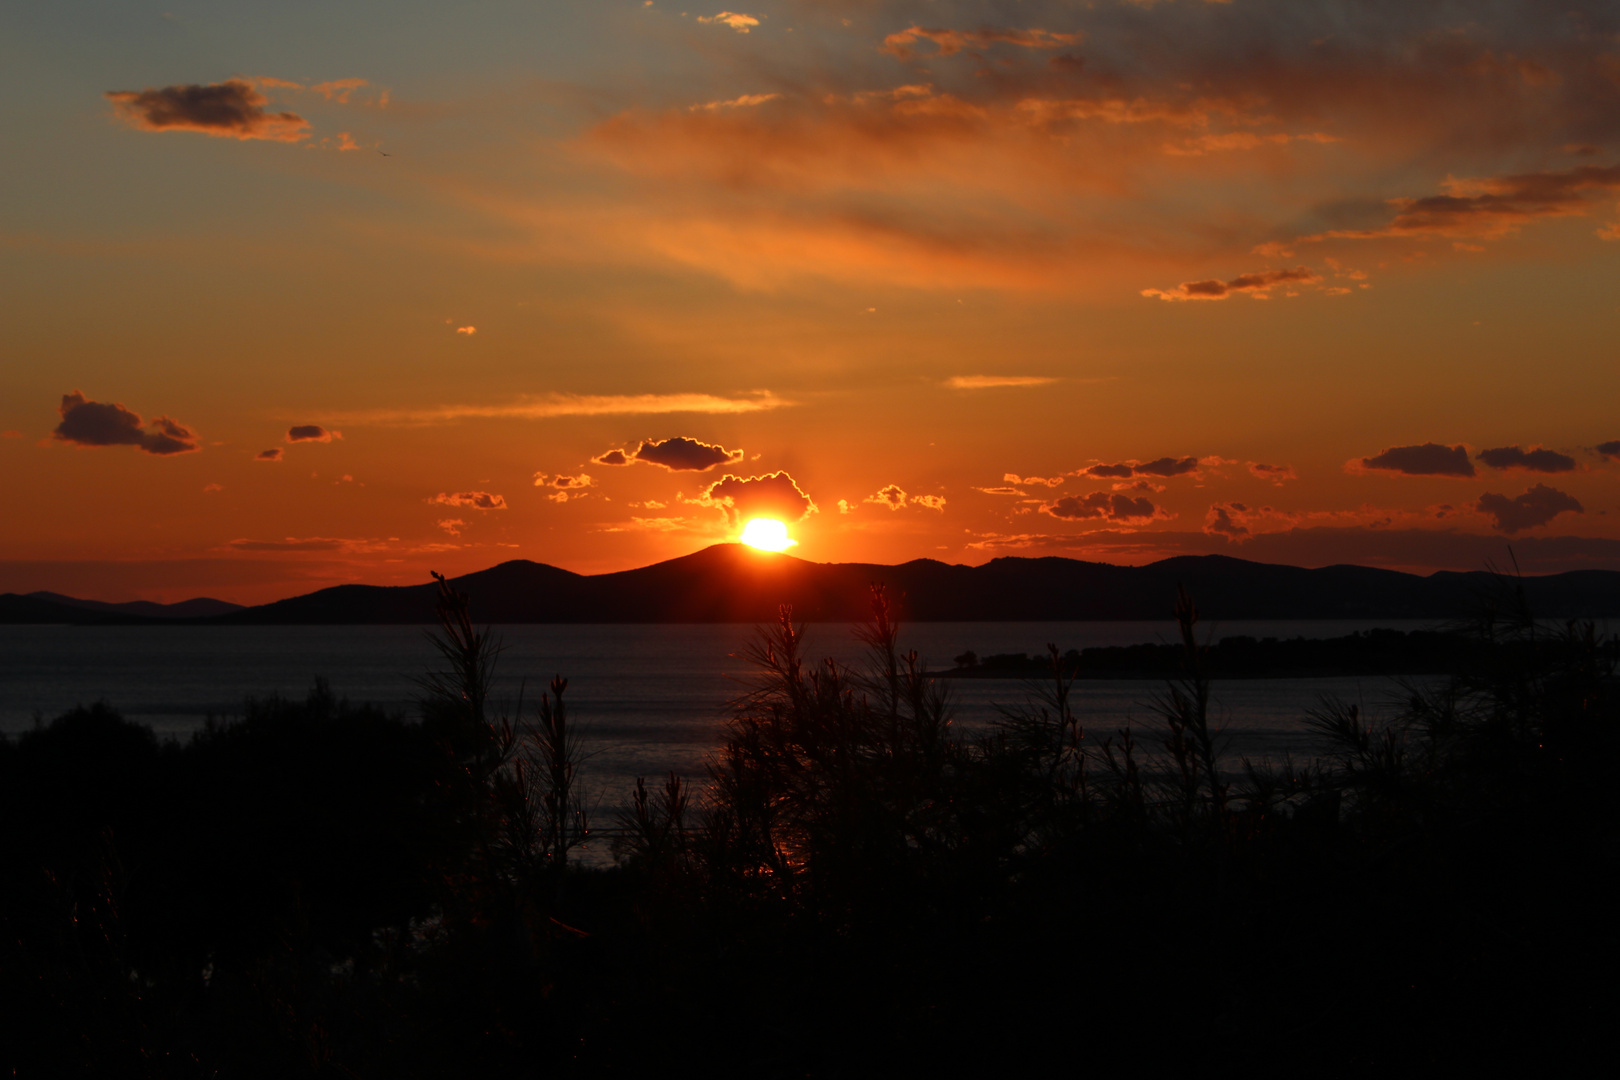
[{"left": 4, "top": 0, "right": 1620, "bottom": 604}]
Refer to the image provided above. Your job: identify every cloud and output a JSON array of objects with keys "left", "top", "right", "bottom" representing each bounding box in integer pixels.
[
  {"left": 698, "top": 471, "right": 815, "bottom": 523},
  {"left": 53, "top": 391, "right": 199, "bottom": 456},
  {"left": 533, "top": 473, "right": 595, "bottom": 489},
  {"left": 691, "top": 93, "right": 780, "bottom": 113},
  {"left": 1041, "top": 491, "right": 1166, "bottom": 523},
  {"left": 310, "top": 78, "right": 368, "bottom": 103},
  {"left": 1599, "top": 440, "right": 1620, "bottom": 460},
  {"left": 1476, "top": 445, "right": 1577, "bottom": 473},
  {"left": 1134, "top": 456, "right": 1202, "bottom": 478},
  {"left": 598, "top": 516, "right": 692, "bottom": 533},
  {"left": 1352, "top": 443, "right": 1475, "bottom": 477},
  {"left": 1307, "top": 164, "right": 1620, "bottom": 243},
  {"left": 429, "top": 491, "right": 508, "bottom": 510},
  {"left": 696, "top": 11, "right": 758, "bottom": 33},
  {"left": 536, "top": 4, "right": 1620, "bottom": 299},
  {"left": 1476, "top": 484, "right": 1583, "bottom": 534},
  {"left": 437, "top": 519, "right": 465, "bottom": 536},
  {"left": 332, "top": 391, "right": 788, "bottom": 425},
  {"left": 633, "top": 436, "right": 744, "bottom": 471},
  {"left": 912, "top": 494, "right": 947, "bottom": 511},
  {"left": 973, "top": 486, "right": 1025, "bottom": 496},
  {"left": 1248, "top": 462, "right": 1296, "bottom": 484},
  {"left": 1077, "top": 456, "right": 1200, "bottom": 480},
  {"left": 286, "top": 424, "right": 338, "bottom": 443},
  {"left": 947, "top": 375, "right": 1057, "bottom": 389},
  {"left": 1205, "top": 503, "right": 1252, "bottom": 539},
  {"left": 867, "top": 484, "right": 908, "bottom": 510},
  {"left": 533, "top": 473, "right": 594, "bottom": 501},
  {"left": 592, "top": 448, "right": 631, "bottom": 466},
  {"left": 881, "top": 26, "right": 1081, "bottom": 60},
  {"left": 1142, "top": 266, "right": 1321, "bottom": 301},
  {"left": 255, "top": 448, "right": 283, "bottom": 462},
  {"left": 105, "top": 80, "right": 309, "bottom": 142},
  {"left": 455, "top": 326, "right": 477, "bottom": 335},
  {"left": 1004, "top": 473, "right": 1065, "bottom": 487}
]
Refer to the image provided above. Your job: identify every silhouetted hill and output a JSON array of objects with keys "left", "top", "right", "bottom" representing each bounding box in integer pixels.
[
  {"left": 27, "top": 592, "right": 243, "bottom": 619},
  {"left": 0, "top": 592, "right": 243, "bottom": 625},
  {"left": 202, "top": 545, "right": 1620, "bottom": 625}
]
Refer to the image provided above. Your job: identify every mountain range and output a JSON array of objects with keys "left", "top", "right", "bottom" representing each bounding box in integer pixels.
[{"left": 4, "top": 544, "right": 1620, "bottom": 625}]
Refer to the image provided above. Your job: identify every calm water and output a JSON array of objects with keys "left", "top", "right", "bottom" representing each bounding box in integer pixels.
[{"left": 1, "top": 620, "right": 1439, "bottom": 798}]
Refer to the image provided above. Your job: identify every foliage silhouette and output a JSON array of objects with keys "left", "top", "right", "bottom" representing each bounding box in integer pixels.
[{"left": 2, "top": 569, "right": 1615, "bottom": 1075}]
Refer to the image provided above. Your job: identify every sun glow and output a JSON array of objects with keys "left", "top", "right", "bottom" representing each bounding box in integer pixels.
[{"left": 740, "top": 517, "right": 795, "bottom": 551}]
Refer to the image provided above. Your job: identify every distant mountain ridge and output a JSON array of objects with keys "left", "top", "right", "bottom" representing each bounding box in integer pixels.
[
  {"left": 7, "top": 544, "right": 1614, "bottom": 625},
  {"left": 0, "top": 592, "right": 243, "bottom": 624},
  {"left": 28, "top": 592, "right": 244, "bottom": 619}
]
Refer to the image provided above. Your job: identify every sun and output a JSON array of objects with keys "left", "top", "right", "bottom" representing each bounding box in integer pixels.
[{"left": 739, "top": 517, "right": 796, "bottom": 552}]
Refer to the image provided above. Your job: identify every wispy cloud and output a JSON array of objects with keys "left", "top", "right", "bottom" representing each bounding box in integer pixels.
[
  {"left": 946, "top": 376, "right": 1057, "bottom": 389},
  {"left": 328, "top": 391, "right": 789, "bottom": 425},
  {"left": 696, "top": 12, "right": 759, "bottom": 33}
]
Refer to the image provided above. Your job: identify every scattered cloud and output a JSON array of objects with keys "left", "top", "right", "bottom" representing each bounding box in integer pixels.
[
  {"left": 1351, "top": 442, "right": 1475, "bottom": 477},
  {"left": 867, "top": 484, "right": 908, "bottom": 510},
  {"left": 106, "top": 80, "right": 309, "bottom": 142},
  {"left": 697, "top": 471, "right": 815, "bottom": 524},
  {"left": 1205, "top": 503, "right": 1252, "bottom": 539},
  {"left": 1142, "top": 267, "right": 1321, "bottom": 302},
  {"left": 255, "top": 448, "right": 283, "bottom": 462},
  {"left": 947, "top": 375, "right": 1057, "bottom": 389},
  {"left": 912, "top": 494, "right": 947, "bottom": 511},
  {"left": 429, "top": 491, "right": 507, "bottom": 510},
  {"left": 1076, "top": 456, "right": 1200, "bottom": 480},
  {"left": 1004, "top": 473, "right": 1065, "bottom": 487},
  {"left": 1476, "top": 484, "right": 1583, "bottom": 533},
  {"left": 1041, "top": 492, "right": 1167, "bottom": 524},
  {"left": 881, "top": 26, "right": 1081, "bottom": 61},
  {"left": 310, "top": 78, "right": 367, "bottom": 104},
  {"left": 286, "top": 424, "right": 338, "bottom": 443},
  {"left": 437, "top": 519, "right": 465, "bottom": 536},
  {"left": 1476, "top": 445, "right": 1577, "bottom": 473},
  {"left": 53, "top": 391, "right": 199, "bottom": 456},
  {"left": 696, "top": 11, "right": 759, "bottom": 33},
  {"left": 331, "top": 391, "right": 788, "bottom": 425},
  {"left": 600, "top": 516, "right": 690, "bottom": 533},
  {"left": 455, "top": 326, "right": 477, "bottom": 335},
  {"left": 691, "top": 93, "right": 780, "bottom": 113},
  {"left": 533, "top": 473, "right": 595, "bottom": 490},
  {"left": 633, "top": 436, "right": 744, "bottom": 471},
  {"left": 1306, "top": 164, "right": 1620, "bottom": 243},
  {"left": 592, "top": 448, "right": 631, "bottom": 466},
  {"left": 1598, "top": 440, "right": 1620, "bottom": 460},
  {"left": 533, "top": 473, "right": 595, "bottom": 501},
  {"left": 1248, "top": 462, "right": 1296, "bottom": 484}
]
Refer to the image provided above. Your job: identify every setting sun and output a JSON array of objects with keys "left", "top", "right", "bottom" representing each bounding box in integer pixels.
[{"left": 739, "top": 518, "right": 795, "bottom": 552}]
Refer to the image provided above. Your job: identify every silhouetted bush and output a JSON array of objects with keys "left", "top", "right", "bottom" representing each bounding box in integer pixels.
[{"left": 3, "top": 573, "right": 1615, "bottom": 1076}]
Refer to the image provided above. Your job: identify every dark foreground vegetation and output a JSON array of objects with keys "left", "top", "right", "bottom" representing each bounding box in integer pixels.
[{"left": 3, "top": 576, "right": 1616, "bottom": 1076}]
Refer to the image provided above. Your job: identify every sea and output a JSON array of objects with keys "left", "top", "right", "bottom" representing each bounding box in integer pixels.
[{"left": 1, "top": 619, "right": 1444, "bottom": 797}]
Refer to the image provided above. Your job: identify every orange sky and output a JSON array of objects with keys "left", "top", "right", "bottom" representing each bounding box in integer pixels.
[{"left": 4, "top": 1, "right": 1620, "bottom": 603}]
